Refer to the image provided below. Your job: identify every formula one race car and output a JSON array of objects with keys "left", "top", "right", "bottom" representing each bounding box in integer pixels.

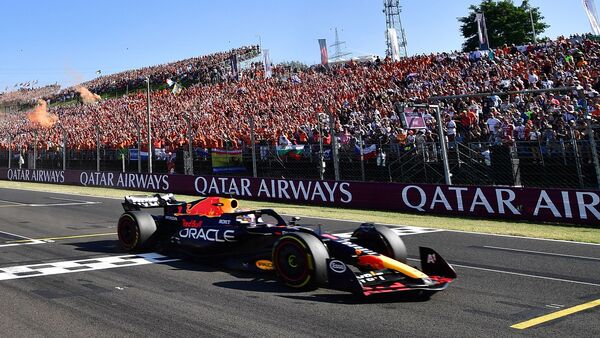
[{"left": 117, "top": 194, "right": 456, "bottom": 297}]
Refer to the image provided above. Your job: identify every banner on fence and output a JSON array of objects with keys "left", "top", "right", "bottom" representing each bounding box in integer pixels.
[
  {"left": 129, "top": 148, "right": 170, "bottom": 161},
  {"left": 1, "top": 169, "right": 598, "bottom": 227},
  {"left": 277, "top": 145, "right": 305, "bottom": 160},
  {"left": 211, "top": 148, "right": 245, "bottom": 173},
  {"left": 354, "top": 144, "right": 377, "bottom": 160},
  {"left": 129, "top": 149, "right": 148, "bottom": 161}
]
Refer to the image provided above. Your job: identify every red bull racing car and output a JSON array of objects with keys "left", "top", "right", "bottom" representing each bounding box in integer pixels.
[{"left": 117, "top": 194, "right": 456, "bottom": 297}]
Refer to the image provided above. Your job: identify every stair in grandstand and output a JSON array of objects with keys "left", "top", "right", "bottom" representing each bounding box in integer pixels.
[
  {"left": 387, "top": 146, "right": 445, "bottom": 184},
  {"left": 447, "top": 143, "right": 494, "bottom": 186}
]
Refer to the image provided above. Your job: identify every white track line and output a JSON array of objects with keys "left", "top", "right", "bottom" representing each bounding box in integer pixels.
[
  {"left": 0, "top": 202, "right": 101, "bottom": 208},
  {"left": 445, "top": 229, "right": 600, "bottom": 247},
  {"left": 482, "top": 246, "right": 600, "bottom": 261},
  {"left": 0, "top": 230, "right": 45, "bottom": 247},
  {"left": 0, "top": 199, "right": 27, "bottom": 205},
  {"left": 0, "top": 253, "right": 178, "bottom": 281},
  {"left": 407, "top": 258, "right": 600, "bottom": 287},
  {"left": 49, "top": 197, "right": 100, "bottom": 204}
]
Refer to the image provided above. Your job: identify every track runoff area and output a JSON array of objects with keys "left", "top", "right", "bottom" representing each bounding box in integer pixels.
[{"left": 0, "top": 188, "right": 597, "bottom": 337}]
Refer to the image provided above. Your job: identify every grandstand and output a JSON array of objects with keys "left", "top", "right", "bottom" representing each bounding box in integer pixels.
[{"left": 1, "top": 36, "right": 599, "bottom": 189}]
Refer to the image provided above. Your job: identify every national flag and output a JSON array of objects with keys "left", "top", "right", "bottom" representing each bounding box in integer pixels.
[
  {"left": 166, "top": 78, "right": 175, "bottom": 87},
  {"left": 355, "top": 144, "right": 377, "bottom": 160},
  {"left": 475, "top": 13, "right": 490, "bottom": 50},
  {"left": 583, "top": 0, "right": 600, "bottom": 35},
  {"left": 291, "top": 75, "right": 302, "bottom": 84},
  {"left": 386, "top": 28, "right": 401, "bottom": 61},
  {"left": 263, "top": 49, "right": 272, "bottom": 79},
  {"left": 230, "top": 54, "right": 239, "bottom": 81},
  {"left": 172, "top": 83, "right": 182, "bottom": 95},
  {"left": 318, "top": 39, "right": 328, "bottom": 65},
  {"left": 211, "top": 148, "right": 245, "bottom": 173},
  {"left": 277, "top": 145, "right": 305, "bottom": 160}
]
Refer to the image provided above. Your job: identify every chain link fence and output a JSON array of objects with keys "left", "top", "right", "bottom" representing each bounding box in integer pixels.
[{"left": 2, "top": 126, "right": 599, "bottom": 190}]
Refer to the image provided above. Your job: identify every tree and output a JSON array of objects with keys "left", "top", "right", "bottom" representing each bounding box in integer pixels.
[{"left": 458, "top": 0, "right": 549, "bottom": 51}]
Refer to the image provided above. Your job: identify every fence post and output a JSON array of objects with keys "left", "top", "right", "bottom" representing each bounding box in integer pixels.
[
  {"left": 62, "top": 126, "right": 67, "bottom": 170},
  {"left": 589, "top": 124, "right": 600, "bottom": 189},
  {"left": 317, "top": 113, "right": 324, "bottom": 180},
  {"left": 358, "top": 132, "right": 365, "bottom": 181},
  {"left": 570, "top": 129, "right": 584, "bottom": 188},
  {"left": 250, "top": 116, "right": 257, "bottom": 178},
  {"left": 184, "top": 114, "right": 194, "bottom": 175},
  {"left": 434, "top": 105, "right": 452, "bottom": 185},
  {"left": 96, "top": 126, "right": 100, "bottom": 172},
  {"left": 137, "top": 124, "right": 142, "bottom": 173},
  {"left": 33, "top": 131, "right": 38, "bottom": 170},
  {"left": 8, "top": 134, "right": 11, "bottom": 169},
  {"left": 327, "top": 107, "right": 340, "bottom": 181}
]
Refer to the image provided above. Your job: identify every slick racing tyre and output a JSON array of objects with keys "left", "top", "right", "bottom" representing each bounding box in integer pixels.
[
  {"left": 117, "top": 211, "right": 157, "bottom": 251},
  {"left": 272, "top": 233, "right": 329, "bottom": 289},
  {"left": 352, "top": 224, "right": 407, "bottom": 263}
]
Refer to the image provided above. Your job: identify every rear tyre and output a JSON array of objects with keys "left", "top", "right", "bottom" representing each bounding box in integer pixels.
[
  {"left": 272, "top": 233, "right": 329, "bottom": 289},
  {"left": 117, "top": 211, "right": 157, "bottom": 251},
  {"left": 352, "top": 224, "right": 407, "bottom": 263}
]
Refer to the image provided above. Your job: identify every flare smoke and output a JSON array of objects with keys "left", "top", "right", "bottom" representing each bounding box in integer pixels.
[
  {"left": 76, "top": 85, "right": 101, "bottom": 104},
  {"left": 27, "top": 99, "right": 58, "bottom": 128}
]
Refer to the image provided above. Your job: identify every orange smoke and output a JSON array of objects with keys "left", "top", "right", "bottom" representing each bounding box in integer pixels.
[
  {"left": 27, "top": 99, "right": 58, "bottom": 128},
  {"left": 75, "top": 85, "right": 101, "bottom": 104}
]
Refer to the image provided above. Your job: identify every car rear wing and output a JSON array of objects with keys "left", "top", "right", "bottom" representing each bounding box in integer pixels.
[{"left": 122, "top": 193, "right": 180, "bottom": 211}]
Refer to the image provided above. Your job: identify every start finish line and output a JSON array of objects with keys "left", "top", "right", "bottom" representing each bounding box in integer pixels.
[{"left": 0, "top": 168, "right": 598, "bottom": 227}]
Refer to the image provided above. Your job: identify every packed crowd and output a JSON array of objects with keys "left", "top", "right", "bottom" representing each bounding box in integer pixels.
[
  {"left": 2, "top": 36, "right": 600, "bottom": 158},
  {"left": 48, "top": 45, "right": 260, "bottom": 104},
  {"left": 0, "top": 85, "right": 60, "bottom": 106}
]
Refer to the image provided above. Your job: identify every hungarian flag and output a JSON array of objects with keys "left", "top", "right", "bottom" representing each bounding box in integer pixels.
[
  {"left": 277, "top": 145, "right": 305, "bottom": 160},
  {"left": 355, "top": 144, "right": 377, "bottom": 160}
]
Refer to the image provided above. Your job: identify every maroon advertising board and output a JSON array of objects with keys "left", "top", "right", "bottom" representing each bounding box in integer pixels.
[{"left": 1, "top": 168, "right": 598, "bottom": 227}]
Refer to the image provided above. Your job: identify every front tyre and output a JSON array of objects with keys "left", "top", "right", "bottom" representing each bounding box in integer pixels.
[
  {"left": 352, "top": 224, "right": 407, "bottom": 263},
  {"left": 272, "top": 233, "right": 329, "bottom": 289},
  {"left": 117, "top": 211, "right": 157, "bottom": 251}
]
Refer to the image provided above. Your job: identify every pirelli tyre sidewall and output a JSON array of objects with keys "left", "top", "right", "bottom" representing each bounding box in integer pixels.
[
  {"left": 272, "top": 233, "right": 329, "bottom": 290},
  {"left": 117, "top": 211, "right": 157, "bottom": 251},
  {"left": 352, "top": 224, "right": 407, "bottom": 263}
]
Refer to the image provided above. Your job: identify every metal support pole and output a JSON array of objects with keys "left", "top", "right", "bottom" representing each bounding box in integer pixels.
[
  {"left": 250, "top": 116, "right": 257, "bottom": 178},
  {"left": 137, "top": 124, "right": 142, "bottom": 173},
  {"left": 33, "top": 131, "right": 38, "bottom": 170},
  {"left": 571, "top": 129, "right": 584, "bottom": 188},
  {"left": 62, "top": 127, "right": 67, "bottom": 170},
  {"left": 358, "top": 132, "right": 365, "bottom": 181},
  {"left": 327, "top": 107, "right": 340, "bottom": 181},
  {"left": 578, "top": 88, "right": 600, "bottom": 188},
  {"left": 146, "top": 78, "right": 153, "bottom": 174},
  {"left": 8, "top": 134, "right": 12, "bottom": 168},
  {"left": 96, "top": 126, "right": 100, "bottom": 172},
  {"left": 435, "top": 105, "right": 452, "bottom": 185},
  {"left": 589, "top": 124, "right": 600, "bottom": 188},
  {"left": 185, "top": 115, "right": 194, "bottom": 175},
  {"left": 318, "top": 114, "right": 324, "bottom": 180}
]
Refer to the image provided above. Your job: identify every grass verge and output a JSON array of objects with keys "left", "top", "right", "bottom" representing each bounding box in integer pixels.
[{"left": 0, "top": 180, "right": 598, "bottom": 244}]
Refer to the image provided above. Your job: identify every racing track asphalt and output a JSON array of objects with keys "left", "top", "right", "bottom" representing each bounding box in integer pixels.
[{"left": 0, "top": 188, "right": 598, "bottom": 337}]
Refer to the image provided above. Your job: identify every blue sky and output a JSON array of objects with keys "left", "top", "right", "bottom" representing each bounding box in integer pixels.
[{"left": 0, "top": 0, "right": 594, "bottom": 91}]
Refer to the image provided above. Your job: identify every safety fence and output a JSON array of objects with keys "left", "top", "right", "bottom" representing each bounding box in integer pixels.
[{"left": 1, "top": 132, "right": 599, "bottom": 190}]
